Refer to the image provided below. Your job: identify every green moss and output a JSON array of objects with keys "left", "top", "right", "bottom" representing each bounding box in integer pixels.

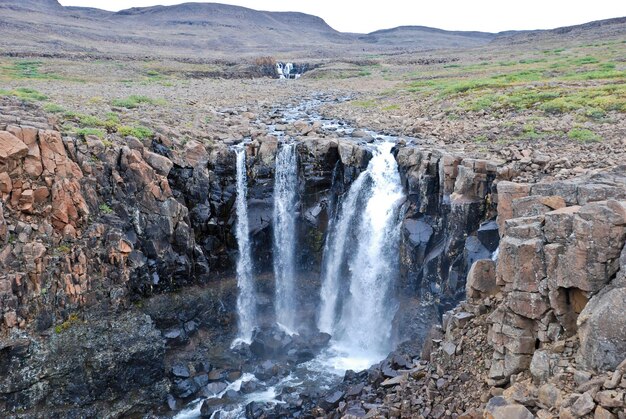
[
  {"left": 54, "top": 313, "right": 80, "bottom": 334},
  {"left": 117, "top": 125, "right": 153, "bottom": 139},
  {"left": 352, "top": 99, "right": 377, "bottom": 108},
  {"left": 0, "top": 60, "right": 61, "bottom": 80},
  {"left": 55, "top": 244, "right": 71, "bottom": 254},
  {"left": 111, "top": 95, "right": 165, "bottom": 108},
  {"left": 75, "top": 128, "right": 105, "bottom": 139},
  {"left": 0, "top": 87, "right": 49, "bottom": 101},
  {"left": 540, "top": 98, "right": 581, "bottom": 114},
  {"left": 473, "top": 134, "right": 488, "bottom": 143},
  {"left": 99, "top": 203, "right": 113, "bottom": 214},
  {"left": 43, "top": 103, "right": 65, "bottom": 113},
  {"left": 571, "top": 56, "right": 599, "bottom": 65},
  {"left": 568, "top": 128, "right": 602, "bottom": 143}
]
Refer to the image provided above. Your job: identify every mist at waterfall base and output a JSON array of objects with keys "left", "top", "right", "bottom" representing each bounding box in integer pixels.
[{"left": 176, "top": 100, "right": 408, "bottom": 418}]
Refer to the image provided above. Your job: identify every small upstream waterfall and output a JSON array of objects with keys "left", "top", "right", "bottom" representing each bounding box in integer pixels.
[
  {"left": 273, "top": 142, "right": 299, "bottom": 332},
  {"left": 233, "top": 146, "right": 256, "bottom": 344},
  {"left": 321, "top": 142, "right": 405, "bottom": 358}
]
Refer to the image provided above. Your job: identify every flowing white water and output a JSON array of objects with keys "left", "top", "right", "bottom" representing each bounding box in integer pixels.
[
  {"left": 321, "top": 142, "right": 405, "bottom": 360},
  {"left": 233, "top": 146, "right": 256, "bottom": 345},
  {"left": 273, "top": 142, "right": 299, "bottom": 333},
  {"left": 317, "top": 173, "right": 367, "bottom": 334}
]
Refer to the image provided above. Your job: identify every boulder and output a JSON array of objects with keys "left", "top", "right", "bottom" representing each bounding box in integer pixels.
[
  {"left": 496, "top": 181, "right": 531, "bottom": 234},
  {"left": 320, "top": 390, "right": 345, "bottom": 410},
  {"left": 143, "top": 150, "right": 173, "bottom": 176},
  {"left": 577, "top": 285, "right": 626, "bottom": 371},
  {"left": 570, "top": 392, "right": 595, "bottom": 417},
  {"left": 593, "top": 406, "right": 617, "bottom": 419},
  {"left": 538, "top": 383, "right": 562, "bottom": 409},
  {"left": 466, "top": 259, "right": 497, "bottom": 299},
  {"left": 484, "top": 397, "right": 534, "bottom": 419},
  {"left": 0, "top": 131, "right": 28, "bottom": 163},
  {"left": 477, "top": 220, "right": 500, "bottom": 252},
  {"left": 551, "top": 201, "right": 626, "bottom": 292}
]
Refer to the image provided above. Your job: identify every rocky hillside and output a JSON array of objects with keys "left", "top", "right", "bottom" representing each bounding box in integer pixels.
[{"left": 7, "top": 1, "right": 621, "bottom": 61}]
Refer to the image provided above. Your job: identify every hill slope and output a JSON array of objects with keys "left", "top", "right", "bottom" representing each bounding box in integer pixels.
[
  {"left": 0, "top": 1, "right": 624, "bottom": 60},
  {"left": 0, "top": 0, "right": 496, "bottom": 59}
]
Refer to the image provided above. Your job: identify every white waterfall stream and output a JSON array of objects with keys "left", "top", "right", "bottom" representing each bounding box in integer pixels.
[
  {"left": 233, "top": 146, "right": 257, "bottom": 345},
  {"left": 319, "top": 142, "right": 405, "bottom": 364},
  {"left": 317, "top": 173, "right": 367, "bottom": 335},
  {"left": 273, "top": 142, "right": 299, "bottom": 333}
]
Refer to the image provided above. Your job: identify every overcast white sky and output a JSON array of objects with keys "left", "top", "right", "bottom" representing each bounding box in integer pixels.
[{"left": 58, "top": 1, "right": 626, "bottom": 34}]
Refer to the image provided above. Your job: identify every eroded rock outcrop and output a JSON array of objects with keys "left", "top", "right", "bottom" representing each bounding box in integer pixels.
[{"left": 485, "top": 168, "right": 626, "bottom": 386}]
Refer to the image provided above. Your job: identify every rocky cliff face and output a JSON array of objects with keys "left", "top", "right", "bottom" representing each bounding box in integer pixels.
[{"left": 319, "top": 168, "right": 626, "bottom": 419}]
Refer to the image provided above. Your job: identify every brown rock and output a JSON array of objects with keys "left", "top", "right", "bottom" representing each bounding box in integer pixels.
[
  {"left": 512, "top": 195, "right": 563, "bottom": 219},
  {"left": 257, "top": 138, "right": 278, "bottom": 166},
  {"left": 467, "top": 259, "right": 498, "bottom": 298},
  {"left": 496, "top": 181, "right": 531, "bottom": 233},
  {"left": 484, "top": 400, "right": 534, "bottom": 419},
  {"left": 497, "top": 237, "right": 545, "bottom": 293},
  {"left": 594, "top": 405, "right": 617, "bottom": 419},
  {"left": 594, "top": 390, "right": 624, "bottom": 408},
  {"left": 578, "top": 285, "right": 626, "bottom": 371},
  {"left": 33, "top": 187, "right": 50, "bottom": 203},
  {"left": 118, "top": 239, "right": 133, "bottom": 254},
  {"left": 183, "top": 140, "right": 208, "bottom": 167},
  {"left": 143, "top": 150, "right": 173, "bottom": 176},
  {"left": 538, "top": 383, "right": 562, "bottom": 409},
  {"left": 0, "top": 131, "right": 28, "bottom": 162},
  {"left": 0, "top": 172, "right": 12, "bottom": 195},
  {"left": 3, "top": 310, "right": 17, "bottom": 328},
  {"left": 0, "top": 202, "right": 6, "bottom": 241},
  {"left": 18, "top": 189, "right": 34, "bottom": 212},
  {"left": 508, "top": 291, "right": 549, "bottom": 320},
  {"left": 39, "top": 130, "right": 66, "bottom": 175},
  {"left": 553, "top": 201, "right": 626, "bottom": 292},
  {"left": 570, "top": 392, "right": 596, "bottom": 417},
  {"left": 544, "top": 206, "right": 580, "bottom": 243}
]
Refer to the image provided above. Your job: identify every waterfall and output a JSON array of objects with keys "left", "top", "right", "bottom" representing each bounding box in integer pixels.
[
  {"left": 317, "top": 173, "right": 367, "bottom": 334},
  {"left": 273, "top": 142, "right": 299, "bottom": 333},
  {"left": 319, "top": 142, "right": 405, "bottom": 357},
  {"left": 233, "top": 146, "right": 256, "bottom": 344}
]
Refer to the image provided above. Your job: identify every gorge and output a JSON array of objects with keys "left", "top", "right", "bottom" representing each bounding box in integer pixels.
[{"left": 0, "top": 3, "right": 625, "bottom": 418}]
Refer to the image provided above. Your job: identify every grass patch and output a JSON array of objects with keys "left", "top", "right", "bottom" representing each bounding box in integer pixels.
[
  {"left": 568, "top": 128, "right": 602, "bottom": 143},
  {"left": 400, "top": 42, "right": 626, "bottom": 120},
  {"left": 382, "top": 104, "right": 400, "bottom": 111},
  {"left": 54, "top": 313, "right": 80, "bottom": 334},
  {"left": 117, "top": 125, "right": 153, "bottom": 139},
  {"left": 111, "top": 95, "right": 165, "bottom": 108},
  {"left": 75, "top": 128, "right": 106, "bottom": 139},
  {"left": 0, "top": 87, "right": 48, "bottom": 101},
  {"left": 99, "top": 203, "right": 113, "bottom": 214},
  {"left": 352, "top": 99, "right": 377, "bottom": 108},
  {"left": 0, "top": 60, "right": 61, "bottom": 80},
  {"left": 571, "top": 56, "right": 599, "bottom": 65},
  {"left": 43, "top": 103, "right": 65, "bottom": 113}
]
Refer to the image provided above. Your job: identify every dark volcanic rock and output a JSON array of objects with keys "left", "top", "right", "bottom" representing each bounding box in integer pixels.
[{"left": 0, "top": 312, "right": 167, "bottom": 417}]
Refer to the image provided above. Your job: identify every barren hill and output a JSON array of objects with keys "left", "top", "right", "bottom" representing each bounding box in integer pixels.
[
  {"left": 0, "top": 1, "right": 624, "bottom": 61},
  {"left": 0, "top": 0, "right": 497, "bottom": 59}
]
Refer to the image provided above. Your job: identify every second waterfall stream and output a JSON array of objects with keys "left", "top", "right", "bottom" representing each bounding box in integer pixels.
[{"left": 272, "top": 142, "right": 299, "bottom": 333}]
